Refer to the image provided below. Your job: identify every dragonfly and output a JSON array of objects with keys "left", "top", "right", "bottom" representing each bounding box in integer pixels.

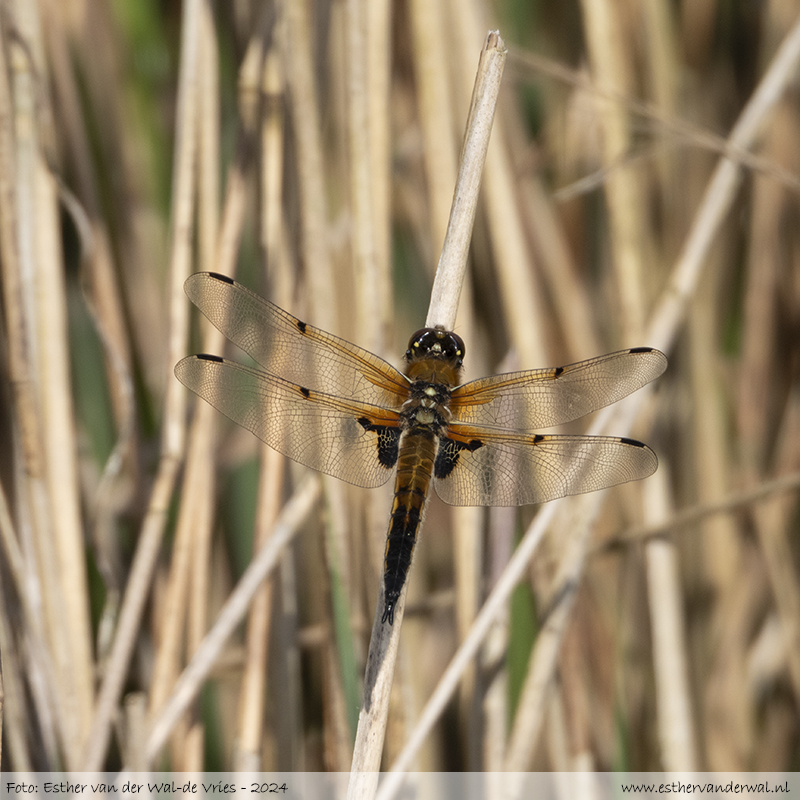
[{"left": 175, "top": 272, "right": 667, "bottom": 625}]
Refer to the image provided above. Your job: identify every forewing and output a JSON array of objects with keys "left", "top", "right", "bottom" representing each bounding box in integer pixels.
[
  {"left": 450, "top": 348, "right": 667, "bottom": 431},
  {"left": 433, "top": 424, "right": 658, "bottom": 507},
  {"left": 185, "top": 272, "right": 410, "bottom": 407},
  {"left": 175, "top": 354, "right": 400, "bottom": 488}
]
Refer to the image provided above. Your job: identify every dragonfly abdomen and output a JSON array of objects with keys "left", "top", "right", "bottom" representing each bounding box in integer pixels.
[{"left": 381, "top": 429, "right": 437, "bottom": 624}]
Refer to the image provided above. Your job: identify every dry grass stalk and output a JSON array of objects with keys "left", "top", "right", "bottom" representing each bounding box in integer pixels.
[
  {"left": 149, "top": 7, "right": 248, "bottom": 770},
  {"left": 409, "top": 0, "right": 459, "bottom": 252},
  {"left": 579, "top": 0, "right": 646, "bottom": 342},
  {"left": 447, "top": 6, "right": 547, "bottom": 367},
  {"left": 349, "top": 33, "right": 506, "bottom": 795},
  {"left": 81, "top": 0, "right": 204, "bottom": 770},
  {"left": 425, "top": 33, "right": 507, "bottom": 332},
  {"left": 598, "top": 469, "right": 800, "bottom": 549},
  {"left": 233, "top": 42, "right": 287, "bottom": 773},
  {"left": 143, "top": 475, "right": 321, "bottom": 765},
  {"left": 511, "top": 48, "right": 800, "bottom": 197},
  {"left": 643, "top": 465, "right": 697, "bottom": 770}
]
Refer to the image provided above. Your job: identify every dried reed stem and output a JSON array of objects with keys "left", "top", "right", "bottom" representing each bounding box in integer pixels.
[
  {"left": 354, "top": 29, "right": 505, "bottom": 800},
  {"left": 425, "top": 33, "right": 506, "bottom": 332},
  {"left": 644, "top": 465, "right": 697, "bottom": 770},
  {"left": 81, "top": 0, "right": 203, "bottom": 770},
  {"left": 351, "top": 25, "right": 506, "bottom": 787},
  {"left": 579, "top": 0, "right": 645, "bottom": 341},
  {"left": 234, "top": 40, "right": 286, "bottom": 772},
  {"left": 142, "top": 476, "right": 321, "bottom": 765},
  {"left": 283, "top": 0, "right": 335, "bottom": 327},
  {"left": 648, "top": 16, "right": 800, "bottom": 353},
  {"left": 409, "top": 0, "right": 459, "bottom": 251},
  {"left": 510, "top": 49, "right": 800, "bottom": 196},
  {"left": 598, "top": 469, "right": 800, "bottom": 548}
]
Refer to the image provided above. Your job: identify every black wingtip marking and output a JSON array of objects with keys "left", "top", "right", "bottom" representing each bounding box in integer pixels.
[
  {"left": 299, "top": 386, "right": 311, "bottom": 398},
  {"left": 297, "top": 320, "right": 307, "bottom": 334},
  {"left": 629, "top": 346, "right": 653, "bottom": 354},
  {"left": 197, "top": 353, "right": 224, "bottom": 363},
  {"left": 620, "top": 437, "right": 646, "bottom": 447},
  {"left": 208, "top": 271, "right": 234, "bottom": 284},
  {"left": 554, "top": 366, "right": 565, "bottom": 377}
]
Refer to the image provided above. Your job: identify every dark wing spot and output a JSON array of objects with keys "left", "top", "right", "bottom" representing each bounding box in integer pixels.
[
  {"left": 197, "top": 353, "right": 224, "bottom": 363},
  {"left": 629, "top": 346, "right": 653, "bottom": 354},
  {"left": 434, "top": 439, "right": 459, "bottom": 480},
  {"left": 377, "top": 427, "right": 400, "bottom": 468},
  {"left": 299, "top": 386, "right": 311, "bottom": 398},
  {"left": 433, "top": 439, "right": 461, "bottom": 479},
  {"left": 533, "top": 434, "right": 544, "bottom": 444},
  {"left": 435, "top": 437, "right": 483, "bottom": 479},
  {"left": 296, "top": 320, "right": 307, "bottom": 334},
  {"left": 554, "top": 366, "right": 564, "bottom": 377},
  {"left": 620, "top": 437, "right": 646, "bottom": 447},
  {"left": 357, "top": 419, "right": 400, "bottom": 468},
  {"left": 208, "top": 272, "right": 234, "bottom": 284}
]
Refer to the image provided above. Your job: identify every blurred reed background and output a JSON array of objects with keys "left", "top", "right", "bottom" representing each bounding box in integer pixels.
[{"left": 0, "top": 0, "right": 798, "bottom": 775}]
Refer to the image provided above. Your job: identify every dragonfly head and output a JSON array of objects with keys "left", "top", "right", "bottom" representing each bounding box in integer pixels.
[{"left": 406, "top": 327, "right": 465, "bottom": 369}]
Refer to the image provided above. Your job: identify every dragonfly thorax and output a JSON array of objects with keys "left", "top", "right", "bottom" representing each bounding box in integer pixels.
[{"left": 400, "top": 379, "right": 452, "bottom": 434}]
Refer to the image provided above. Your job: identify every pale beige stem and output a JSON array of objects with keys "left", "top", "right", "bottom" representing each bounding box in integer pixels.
[
  {"left": 348, "top": 31, "right": 506, "bottom": 799},
  {"left": 81, "top": 0, "right": 203, "bottom": 771},
  {"left": 143, "top": 477, "right": 321, "bottom": 766}
]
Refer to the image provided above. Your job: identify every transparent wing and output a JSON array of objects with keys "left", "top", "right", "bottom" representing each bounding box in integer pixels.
[
  {"left": 433, "top": 425, "right": 658, "bottom": 507},
  {"left": 185, "top": 272, "right": 410, "bottom": 407},
  {"left": 175, "top": 354, "right": 401, "bottom": 488},
  {"left": 450, "top": 348, "right": 667, "bottom": 431}
]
